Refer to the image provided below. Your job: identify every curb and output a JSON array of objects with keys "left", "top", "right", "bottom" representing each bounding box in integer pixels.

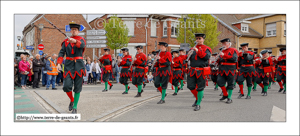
[{"left": 34, "top": 90, "right": 67, "bottom": 114}]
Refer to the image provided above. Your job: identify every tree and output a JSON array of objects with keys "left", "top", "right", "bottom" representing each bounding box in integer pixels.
[
  {"left": 104, "top": 15, "right": 131, "bottom": 56},
  {"left": 177, "top": 14, "right": 221, "bottom": 49}
]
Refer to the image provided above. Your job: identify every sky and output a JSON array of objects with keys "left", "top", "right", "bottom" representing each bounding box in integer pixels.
[{"left": 14, "top": 14, "right": 103, "bottom": 51}]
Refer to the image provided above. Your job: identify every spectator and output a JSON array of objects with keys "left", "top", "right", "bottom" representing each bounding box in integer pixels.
[
  {"left": 97, "top": 60, "right": 101, "bottom": 82},
  {"left": 17, "top": 54, "right": 24, "bottom": 87},
  {"left": 147, "top": 56, "right": 153, "bottom": 73},
  {"left": 91, "top": 59, "right": 101, "bottom": 85},
  {"left": 60, "top": 59, "right": 65, "bottom": 84},
  {"left": 115, "top": 56, "right": 121, "bottom": 83},
  {"left": 110, "top": 54, "right": 116, "bottom": 81},
  {"left": 19, "top": 55, "right": 30, "bottom": 89},
  {"left": 27, "top": 56, "right": 34, "bottom": 87},
  {"left": 83, "top": 60, "right": 90, "bottom": 85},
  {"left": 86, "top": 60, "right": 92, "bottom": 84},
  {"left": 46, "top": 54, "right": 58, "bottom": 90},
  {"left": 32, "top": 54, "right": 45, "bottom": 89},
  {"left": 41, "top": 53, "right": 48, "bottom": 87},
  {"left": 147, "top": 72, "right": 153, "bottom": 83},
  {"left": 14, "top": 58, "right": 19, "bottom": 87}
]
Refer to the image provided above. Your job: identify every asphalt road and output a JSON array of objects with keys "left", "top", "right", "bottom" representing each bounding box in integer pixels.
[{"left": 108, "top": 82, "right": 286, "bottom": 122}]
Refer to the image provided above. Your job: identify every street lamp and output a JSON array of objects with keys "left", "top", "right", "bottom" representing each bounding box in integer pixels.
[
  {"left": 183, "top": 14, "right": 188, "bottom": 44},
  {"left": 38, "top": 24, "right": 44, "bottom": 44},
  {"left": 17, "top": 36, "right": 21, "bottom": 50}
]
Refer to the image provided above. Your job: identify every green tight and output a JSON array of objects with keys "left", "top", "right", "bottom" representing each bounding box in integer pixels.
[
  {"left": 73, "top": 93, "right": 80, "bottom": 109},
  {"left": 105, "top": 82, "right": 108, "bottom": 90},
  {"left": 125, "top": 84, "right": 128, "bottom": 92},
  {"left": 196, "top": 91, "right": 204, "bottom": 105}
]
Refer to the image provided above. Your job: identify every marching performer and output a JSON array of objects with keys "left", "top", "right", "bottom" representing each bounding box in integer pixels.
[
  {"left": 236, "top": 43, "right": 256, "bottom": 99},
  {"left": 255, "top": 50, "right": 273, "bottom": 96},
  {"left": 154, "top": 42, "right": 172, "bottom": 104},
  {"left": 217, "top": 38, "right": 239, "bottom": 104},
  {"left": 99, "top": 48, "right": 114, "bottom": 92},
  {"left": 179, "top": 49, "right": 187, "bottom": 90},
  {"left": 171, "top": 50, "right": 183, "bottom": 96},
  {"left": 132, "top": 45, "right": 147, "bottom": 97},
  {"left": 118, "top": 48, "right": 132, "bottom": 94},
  {"left": 252, "top": 51, "right": 259, "bottom": 91},
  {"left": 57, "top": 22, "right": 86, "bottom": 114},
  {"left": 186, "top": 33, "right": 212, "bottom": 111},
  {"left": 210, "top": 53, "right": 219, "bottom": 91},
  {"left": 275, "top": 48, "right": 286, "bottom": 94},
  {"left": 267, "top": 50, "right": 275, "bottom": 89}
]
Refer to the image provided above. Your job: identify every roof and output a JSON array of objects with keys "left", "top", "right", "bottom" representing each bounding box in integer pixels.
[
  {"left": 22, "top": 14, "right": 44, "bottom": 35},
  {"left": 212, "top": 14, "right": 263, "bottom": 38}
]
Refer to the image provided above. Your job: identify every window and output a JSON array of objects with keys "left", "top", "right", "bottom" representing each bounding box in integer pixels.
[
  {"left": 266, "top": 23, "right": 276, "bottom": 37},
  {"left": 163, "top": 21, "right": 167, "bottom": 36},
  {"left": 241, "top": 23, "right": 248, "bottom": 32},
  {"left": 151, "top": 20, "right": 157, "bottom": 36},
  {"left": 171, "top": 21, "right": 179, "bottom": 37},
  {"left": 124, "top": 20, "right": 134, "bottom": 36},
  {"left": 284, "top": 23, "right": 286, "bottom": 36}
]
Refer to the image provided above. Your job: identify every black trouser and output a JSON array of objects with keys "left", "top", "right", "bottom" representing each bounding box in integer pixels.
[
  {"left": 154, "top": 75, "right": 170, "bottom": 89},
  {"left": 256, "top": 74, "right": 269, "bottom": 86},
  {"left": 63, "top": 74, "right": 83, "bottom": 93},
  {"left": 237, "top": 74, "right": 252, "bottom": 87},
  {"left": 102, "top": 72, "right": 110, "bottom": 82},
  {"left": 172, "top": 70, "right": 182, "bottom": 87},
  {"left": 187, "top": 69, "right": 206, "bottom": 91},
  {"left": 120, "top": 68, "right": 130, "bottom": 85},
  {"left": 211, "top": 74, "right": 218, "bottom": 83},
  {"left": 33, "top": 69, "right": 41, "bottom": 87},
  {"left": 217, "top": 73, "right": 235, "bottom": 90},
  {"left": 276, "top": 72, "right": 286, "bottom": 84},
  {"left": 132, "top": 68, "right": 145, "bottom": 86}
]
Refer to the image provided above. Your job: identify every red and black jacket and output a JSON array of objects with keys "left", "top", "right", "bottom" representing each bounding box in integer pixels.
[
  {"left": 255, "top": 57, "right": 274, "bottom": 78},
  {"left": 172, "top": 56, "right": 183, "bottom": 79},
  {"left": 179, "top": 54, "right": 187, "bottom": 73},
  {"left": 237, "top": 51, "right": 256, "bottom": 77},
  {"left": 132, "top": 52, "right": 147, "bottom": 77},
  {"left": 275, "top": 55, "right": 286, "bottom": 76},
  {"left": 217, "top": 47, "right": 239, "bottom": 76},
  {"left": 99, "top": 54, "right": 112, "bottom": 74},
  {"left": 187, "top": 44, "right": 212, "bottom": 79},
  {"left": 119, "top": 55, "right": 132, "bottom": 77},
  {"left": 154, "top": 51, "right": 172, "bottom": 77}
]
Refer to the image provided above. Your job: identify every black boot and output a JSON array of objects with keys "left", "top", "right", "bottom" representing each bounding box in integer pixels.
[
  {"left": 283, "top": 90, "right": 286, "bottom": 94},
  {"left": 194, "top": 105, "right": 201, "bottom": 111},
  {"left": 157, "top": 100, "right": 165, "bottom": 104},
  {"left": 143, "top": 83, "right": 146, "bottom": 88},
  {"left": 237, "top": 94, "right": 244, "bottom": 99},
  {"left": 214, "top": 87, "right": 218, "bottom": 91},
  {"left": 172, "top": 92, "right": 177, "bottom": 96},
  {"left": 278, "top": 88, "right": 283, "bottom": 92},
  {"left": 128, "top": 86, "right": 131, "bottom": 91},
  {"left": 134, "top": 92, "right": 141, "bottom": 97},
  {"left": 226, "top": 98, "right": 232, "bottom": 104},
  {"left": 219, "top": 95, "right": 228, "bottom": 101},
  {"left": 68, "top": 102, "right": 74, "bottom": 111},
  {"left": 102, "top": 89, "right": 108, "bottom": 92},
  {"left": 122, "top": 91, "right": 128, "bottom": 94},
  {"left": 245, "top": 95, "right": 251, "bottom": 99},
  {"left": 261, "top": 88, "right": 264, "bottom": 94},
  {"left": 219, "top": 92, "right": 223, "bottom": 96},
  {"left": 72, "top": 109, "right": 77, "bottom": 114},
  {"left": 109, "top": 85, "right": 113, "bottom": 90},
  {"left": 263, "top": 92, "right": 268, "bottom": 96},
  {"left": 268, "top": 86, "right": 271, "bottom": 89},
  {"left": 252, "top": 87, "right": 257, "bottom": 91},
  {"left": 192, "top": 100, "right": 197, "bottom": 107},
  {"left": 141, "top": 89, "right": 144, "bottom": 93}
]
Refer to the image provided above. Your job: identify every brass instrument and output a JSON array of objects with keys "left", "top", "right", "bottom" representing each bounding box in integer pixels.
[{"left": 185, "top": 41, "right": 198, "bottom": 62}]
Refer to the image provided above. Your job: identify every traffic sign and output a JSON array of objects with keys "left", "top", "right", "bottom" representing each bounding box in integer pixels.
[
  {"left": 26, "top": 46, "right": 34, "bottom": 50},
  {"left": 86, "top": 30, "right": 107, "bottom": 36},
  {"left": 39, "top": 51, "right": 43, "bottom": 55},
  {"left": 86, "top": 44, "right": 107, "bottom": 48},
  {"left": 86, "top": 40, "right": 107, "bottom": 44},
  {"left": 65, "top": 25, "right": 85, "bottom": 32},
  {"left": 86, "top": 36, "right": 107, "bottom": 40},
  {"left": 66, "top": 32, "right": 85, "bottom": 37},
  {"left": 38, "top": 44, "right": 44, "bottom": 50}
]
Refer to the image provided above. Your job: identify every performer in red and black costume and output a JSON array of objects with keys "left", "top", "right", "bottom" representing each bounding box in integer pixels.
[
  {"left": 252, "top": 51, "right": 259, "bottom": 91},
  {"left": 210, "top": 53, "right": 219, "bottom": 91},
  {"left": 275, "top": 47, "right": 286, "bottom": 94},
  {"left": 267, "top": 50, "right": 276, "bottom": 89},
  {"left": 236, "top": 43, "right": 256, "bottom": 99},
  {"left": 132, "top": 45, "right": 147, "bottom": 97},
  {"left": 57, "top": 22, "right": 86, "bottom": 114},
  {"left": 171, "top": 50, "right": 183, "bottom": 96},
  {"left": 99, "top": 48, "right": 114, "bottom": 92},
  {"left": 118, "top": 48, "right": 132, "bottom": 94},
  {"left": 187, "top": 33, "right": 212, "bottom": 111},
  {"left": 179, "top": 49, "right": 187, "bottom": 90},
  {"left": 255, "top": 50, "right": 273, "bottom": 96},
  {"left": 217, "top": 38, "right": 239, "bottom": 104},
  {"left": 154, "top": 42, "right": 172, "bottom": 104}
]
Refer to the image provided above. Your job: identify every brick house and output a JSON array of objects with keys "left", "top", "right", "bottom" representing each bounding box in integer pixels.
[
  {"left": 212, "top": 14, "right": 286, "bottom": 56},
  {"left": 22, "top": 14, "right": 93, "bottom": 58},
  {"left": 89, "top": 14, "right": 182, "bottom": 59}
]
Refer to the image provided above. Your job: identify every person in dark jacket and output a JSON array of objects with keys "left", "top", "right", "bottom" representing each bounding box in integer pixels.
[
  {"left": 41, "top": 53, "right": 48, "bottom": 87},
  {"left": 32, "top": 54, "right": 45, "bottom": 89}
]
